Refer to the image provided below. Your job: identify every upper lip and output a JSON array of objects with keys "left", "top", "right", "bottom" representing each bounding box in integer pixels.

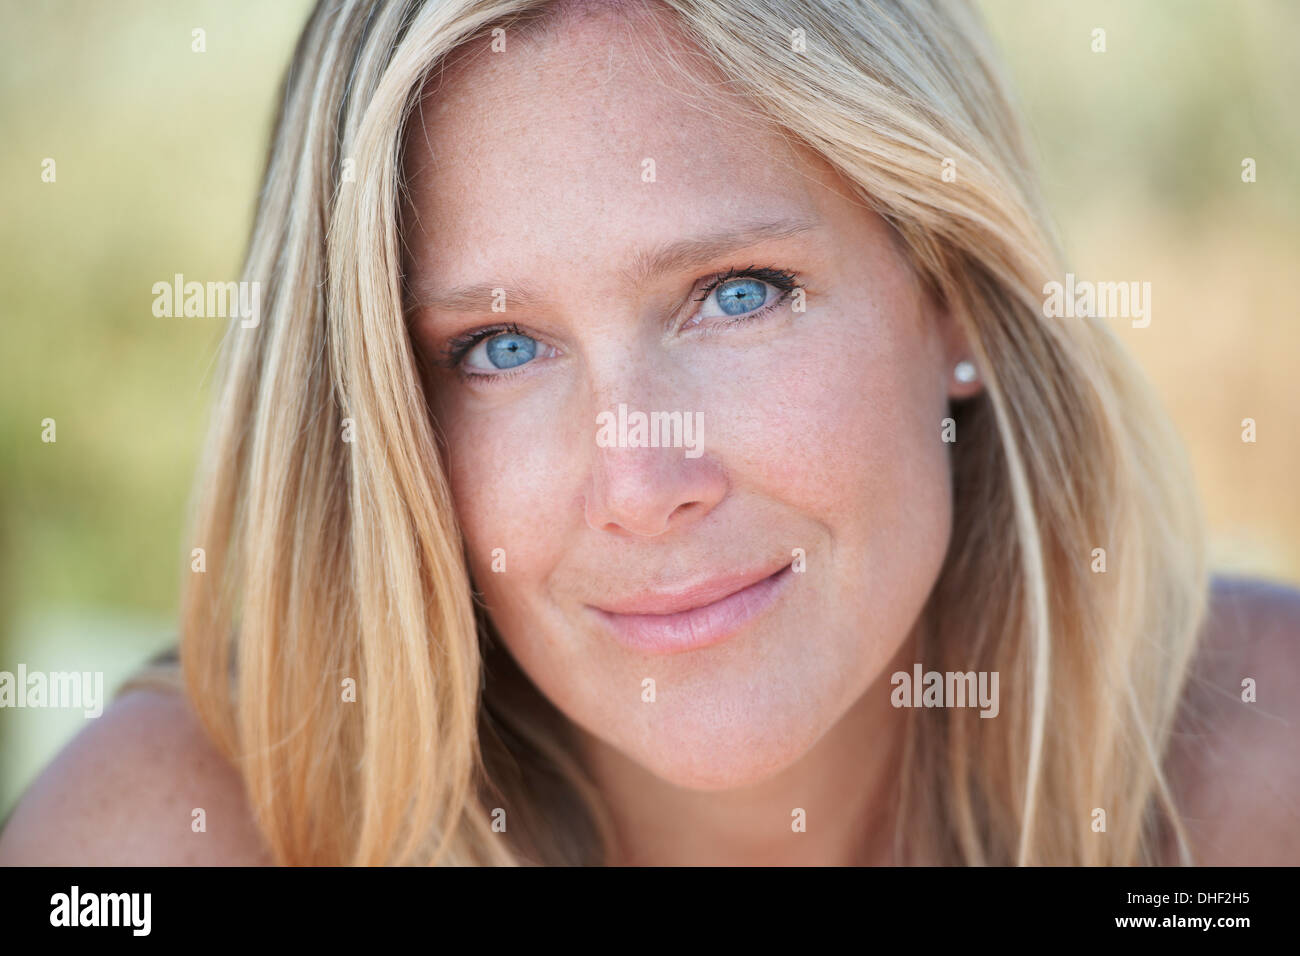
[{"left": 587, "top": 561, "right": 791, "bottom": 617}]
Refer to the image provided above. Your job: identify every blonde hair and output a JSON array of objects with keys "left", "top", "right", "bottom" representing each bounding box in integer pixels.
[{"left": 130, "top": 0, "right": 1209, "bottom": 865}]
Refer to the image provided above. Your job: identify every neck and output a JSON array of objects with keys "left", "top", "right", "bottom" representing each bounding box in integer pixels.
[{"left": 572, "top": 639, "right": 916, "bottom": 867}]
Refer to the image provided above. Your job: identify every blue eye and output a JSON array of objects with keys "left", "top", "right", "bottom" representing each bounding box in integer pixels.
[
  {"left": 465, "top": 331, "right": 539, "bottom": 371},
  {"left": 691, "top": 267, "right": 799, "bottom": 326},
  {"left": 485, "top": 333, "right": 536, "bottom": 368},
  {"left": 713, "top": 277, "right": 768, "bottom": 316}
]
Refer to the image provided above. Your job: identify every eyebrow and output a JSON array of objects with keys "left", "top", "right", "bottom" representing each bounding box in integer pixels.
[{"left": 411, "top": 215, "right": 820, "bottom": 313}]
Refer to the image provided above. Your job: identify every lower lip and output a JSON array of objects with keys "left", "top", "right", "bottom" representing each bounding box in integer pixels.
[{"left": 593, "top": 564, "right": 794, "bottom": 655}]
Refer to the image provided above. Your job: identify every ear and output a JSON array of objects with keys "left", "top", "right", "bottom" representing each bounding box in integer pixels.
[{"left": 937, "top": 301, "right": 983, "bottom": 400}]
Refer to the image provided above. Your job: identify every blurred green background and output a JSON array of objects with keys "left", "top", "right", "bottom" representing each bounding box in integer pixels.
[{"left": 2, "top": 0, "right": 1297, "bottom": 817}]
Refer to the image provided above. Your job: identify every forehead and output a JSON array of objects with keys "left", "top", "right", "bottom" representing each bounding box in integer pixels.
[{"left": 400, "top": 6, "right": 842, "bottom": 282}]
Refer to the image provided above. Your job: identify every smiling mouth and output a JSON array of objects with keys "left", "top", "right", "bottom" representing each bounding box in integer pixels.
[{"left": 588, "top": 562, "right": 795, "bottom": 654}]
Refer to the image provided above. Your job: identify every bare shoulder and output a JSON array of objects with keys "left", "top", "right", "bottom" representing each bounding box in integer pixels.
[
  {"left": 1164, "top": 574, "right": 1300, "bottom": 865},
  {"left": 0, "top": 687, "right": 273, "bottom": 866}
]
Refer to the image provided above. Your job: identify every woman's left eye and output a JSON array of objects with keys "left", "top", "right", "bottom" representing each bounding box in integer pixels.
[{"left": 689, "top": 268, "right": 800, "bottom": 327}]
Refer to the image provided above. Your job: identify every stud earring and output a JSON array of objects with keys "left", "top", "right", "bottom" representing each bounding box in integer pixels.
[{"left": 953, "top": 360, "right": 978, "bottom": 384}]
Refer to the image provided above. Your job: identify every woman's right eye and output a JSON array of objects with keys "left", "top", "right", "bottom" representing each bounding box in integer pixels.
[{"left": 461, "top": 330, "right": 556, "bottom": 377}]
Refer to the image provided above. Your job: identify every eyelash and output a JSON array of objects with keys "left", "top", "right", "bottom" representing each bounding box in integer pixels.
[
  {"left": 691, "top": 265, "right": 801, "bottom": 328},
  {"left": 441, "top": 264, "right": 803, "bottom": 383},
  {"left": 438, "top": 321, "right": 527, "bottom": 375}
]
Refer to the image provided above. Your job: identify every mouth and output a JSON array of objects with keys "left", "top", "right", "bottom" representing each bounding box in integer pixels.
[{"left": 588, "top": 561, "right": 795, "bottom": 655}]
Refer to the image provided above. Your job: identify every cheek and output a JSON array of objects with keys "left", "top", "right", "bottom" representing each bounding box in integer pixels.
[
  {"left": 432, "top": 388, "right": 576, "bottom": 589},
  {"left": 704, "top": 300, "right": 954, "bottom": 681},
  {"left": 708, "top": 301, "right": 951, "bottom": 546}
]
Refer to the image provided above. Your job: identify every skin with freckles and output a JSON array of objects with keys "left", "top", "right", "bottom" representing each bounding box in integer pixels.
[{"left": 402, "top": 7, "right": 979, "bottom": 864}]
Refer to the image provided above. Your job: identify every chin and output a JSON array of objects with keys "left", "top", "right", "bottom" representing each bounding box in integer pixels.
[{"left": 617, "top": 688, "right": 840, "bottom": 792}]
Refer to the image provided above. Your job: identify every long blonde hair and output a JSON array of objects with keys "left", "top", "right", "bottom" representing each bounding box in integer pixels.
[{"left": 135, "top": 0, "right": 1209, "bottom": 865}]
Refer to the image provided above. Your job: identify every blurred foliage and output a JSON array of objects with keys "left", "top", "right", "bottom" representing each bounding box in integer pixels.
[
  {"left": 1, "top": 0, "right": 1297, "bottom": 814},
  {"left": 982, "top": 0, "right": 1300, "bottom": 580},
  {"left": 0, "top": 0, "right": 315, "bottom": 812}
]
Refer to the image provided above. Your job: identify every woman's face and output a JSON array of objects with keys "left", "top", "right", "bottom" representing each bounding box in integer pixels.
[{"left": 404, "top": 9, "right": 977, "bottom": 790}]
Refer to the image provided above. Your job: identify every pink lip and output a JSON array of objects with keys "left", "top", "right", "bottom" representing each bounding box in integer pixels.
[{"left": 589, "top": 562, "right": 794, "bottom": 654}]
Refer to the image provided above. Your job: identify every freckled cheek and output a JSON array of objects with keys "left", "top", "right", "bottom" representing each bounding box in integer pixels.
[
  {"left": 436, "top": 398, "right": 576, "bottom": 591},
  {"left": 704, "top": 322, "right": 936, "bottom": 518}
]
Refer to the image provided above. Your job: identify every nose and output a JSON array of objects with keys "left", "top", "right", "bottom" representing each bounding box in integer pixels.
[{"left": 584, "top": 404, "right": 728, "bottom": 538}]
